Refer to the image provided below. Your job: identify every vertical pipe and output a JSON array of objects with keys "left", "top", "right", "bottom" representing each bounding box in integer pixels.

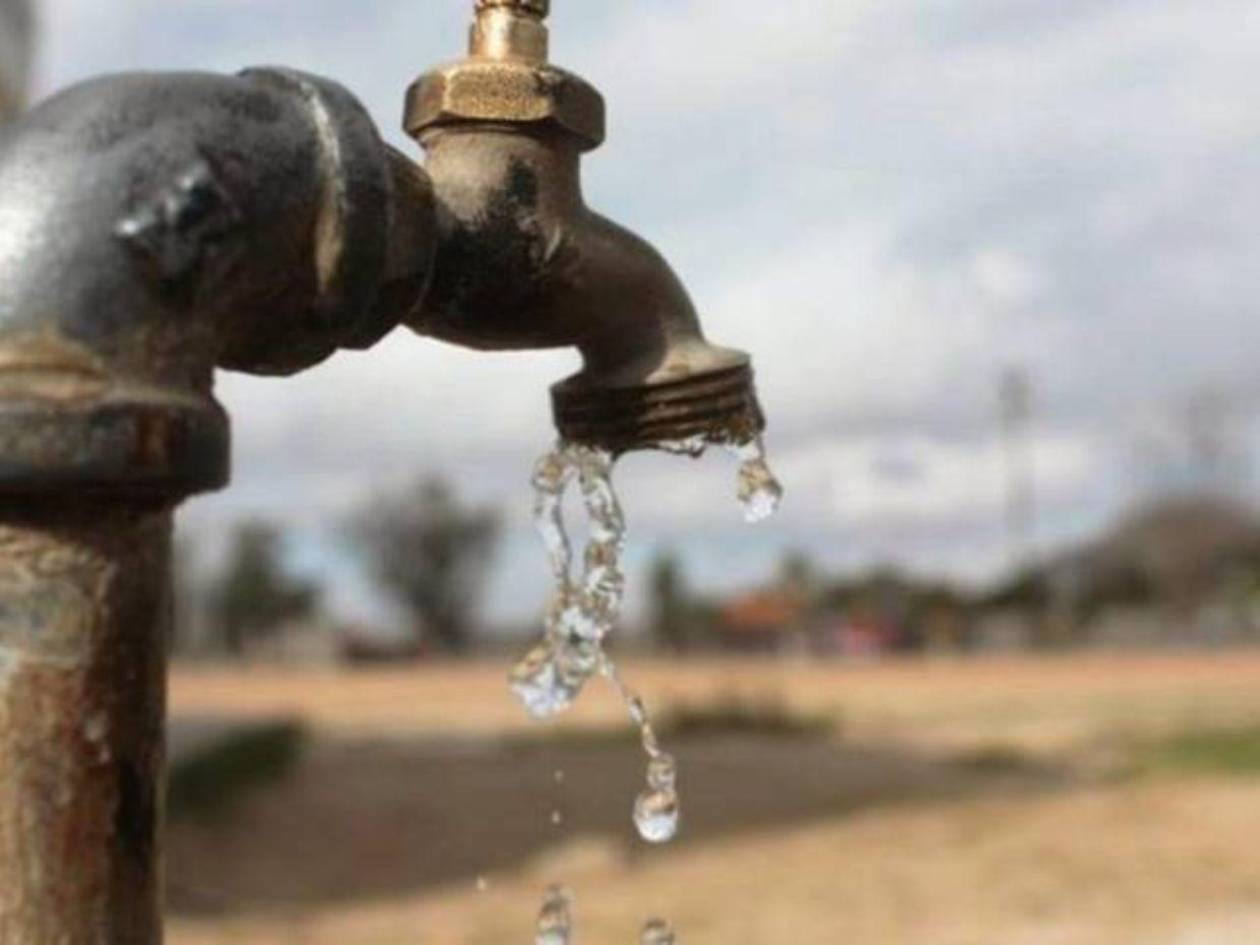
[{"left": 0, "top": 502, "right": 171, "bottom": 945}]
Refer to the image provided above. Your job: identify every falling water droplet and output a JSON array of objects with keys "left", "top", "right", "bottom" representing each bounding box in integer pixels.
[
  {"left": 551, "top": 809, "right": 564, "bottom": 827},
  {"left": 641, "top": 918, "right": 677, "bottom": 945},
  {"left": 554, "top": 768, "right": 566, "bottom": 785},
  {"left": 633, "top": 786, "right": 680, "bottom": 844},
  {"left": 635, "top": 750, "right": 680, "bottom": 843},
  {"left": 535, "top": 885, "right": 574, "bottom": 945},
  {"left": 729, "top": 437, "right": 784, "bottom": 523},
  {"left": 476, "top": 875, "right": 490, "bottom": 893}
]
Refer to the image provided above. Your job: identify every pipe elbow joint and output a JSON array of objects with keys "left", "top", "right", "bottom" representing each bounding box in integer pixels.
[{"left": 0, "top": 68, "right": 436, "bottom": 500}]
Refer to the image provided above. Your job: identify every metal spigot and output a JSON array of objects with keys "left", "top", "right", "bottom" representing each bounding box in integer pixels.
[{"left": 404, "top": 0, "right": 766, "bottom": 453}]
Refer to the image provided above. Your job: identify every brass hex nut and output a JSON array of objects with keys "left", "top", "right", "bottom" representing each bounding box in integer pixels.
[{"left": 404, "top": 60, "right": 606, "bottom": 151}]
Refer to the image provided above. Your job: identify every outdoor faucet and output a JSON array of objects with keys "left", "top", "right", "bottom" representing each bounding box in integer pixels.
[
  {"left": 404, "top": 0, "right": 766, "bottom": 453},
  {"left": 0, "top": 2, "right": 767, "bottom": 941}
]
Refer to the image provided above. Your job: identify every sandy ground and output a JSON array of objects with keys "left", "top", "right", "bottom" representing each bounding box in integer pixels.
[{"left": 165, "top": 653, "right": 1260, "bottom": 944}]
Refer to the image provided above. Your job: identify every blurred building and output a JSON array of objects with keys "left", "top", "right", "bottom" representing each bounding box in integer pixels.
[
  {"left": 717, "top": 588, "right": 807, "bottom": 653},
  {"left": 0, "top": 0, "right": 34, "bottom": 120}
]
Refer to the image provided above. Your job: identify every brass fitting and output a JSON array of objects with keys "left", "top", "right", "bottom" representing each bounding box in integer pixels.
[
  {"left": 404, "top": 0, "right": 604, "bottom": 151},
  {"left": 402, "top": 1, "right": 765, "bottom": 454}
]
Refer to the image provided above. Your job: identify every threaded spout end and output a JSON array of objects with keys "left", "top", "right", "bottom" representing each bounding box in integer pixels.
[{"left": 552, "top": 363, "right": 766, "bottom": 456}]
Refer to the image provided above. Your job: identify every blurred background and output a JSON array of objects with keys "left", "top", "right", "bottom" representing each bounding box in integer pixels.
[{"left": 5, "top": 1, "right": 1260, "bottom": 943}]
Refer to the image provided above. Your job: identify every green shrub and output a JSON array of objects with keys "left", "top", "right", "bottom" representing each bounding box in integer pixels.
[
  {"left": 168, "top": 721, "right": 306, "bottom": 820},
  {"left": 1137, "top": 725, "right": 1260, "bottom": 777}
]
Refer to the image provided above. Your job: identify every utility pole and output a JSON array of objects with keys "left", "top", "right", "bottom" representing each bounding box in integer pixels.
[
  {"left": 1182, "top": 386, "right": 1249, "bottom": 499},
  {"left": 999, "top": 368, "right": 1035, "bottom": 572}
]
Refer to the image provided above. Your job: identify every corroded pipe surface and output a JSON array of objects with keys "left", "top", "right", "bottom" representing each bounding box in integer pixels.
[{"left": 0, "top": 504, "right": 171, "bottom": 944}]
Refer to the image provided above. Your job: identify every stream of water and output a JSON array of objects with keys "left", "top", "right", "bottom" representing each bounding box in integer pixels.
[{"left": 514, "top": 435, "right": 783, "bottom": 942}]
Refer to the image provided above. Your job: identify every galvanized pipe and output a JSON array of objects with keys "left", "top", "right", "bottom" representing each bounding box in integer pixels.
[{"left": 0, "top": 503, "right": 171, "bottom": 944}]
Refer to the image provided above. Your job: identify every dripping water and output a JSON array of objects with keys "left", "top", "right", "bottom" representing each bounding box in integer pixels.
[
  {"left": 514, "top": 434, "right": 782, "bottom": 938},
  {"left": 729, "top": 438, "right": 785, "bottom": 524}
]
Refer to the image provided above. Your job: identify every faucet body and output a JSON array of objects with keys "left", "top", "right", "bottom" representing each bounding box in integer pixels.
[
  {"left": 411, "top": 126, "right": 762, "bottom": 451},
  {"left": 0, "top": 2, "right": 766, "bottom": 940},
  {"left": 404, "top": 0, "right": 764, "bottom": 452}
]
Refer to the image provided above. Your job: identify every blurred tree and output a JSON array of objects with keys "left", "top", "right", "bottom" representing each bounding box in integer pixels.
[
  {"left": 208, "top": 522, "right": 320, "bottom": 657},
  {"left": 1095, "top": 493, "right": 1260, "bottom": 615},
  {"left": 350, "top": 476, "right": 501, "bottom": 654},
  {"left": 649, "top": 551, "right": 690, "bottom": 652}
]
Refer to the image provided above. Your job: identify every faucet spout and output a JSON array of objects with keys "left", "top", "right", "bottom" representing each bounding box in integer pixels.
[{"left": 403, "top": 0, "right": 765, "bottom": 454}]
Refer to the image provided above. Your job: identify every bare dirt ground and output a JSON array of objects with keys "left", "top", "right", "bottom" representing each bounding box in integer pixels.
[{"left": 166, "top": 652, "right": 1260, "bottom": 945}]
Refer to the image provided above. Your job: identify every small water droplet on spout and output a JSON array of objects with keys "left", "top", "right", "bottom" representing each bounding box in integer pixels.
[{"left": 729, "top": 437, "right": 784, "bottom": 523}]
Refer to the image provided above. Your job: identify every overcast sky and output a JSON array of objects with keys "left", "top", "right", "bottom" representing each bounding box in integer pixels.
[{"left": 28, "top": 0, "right": 1260, "bottom": 627}]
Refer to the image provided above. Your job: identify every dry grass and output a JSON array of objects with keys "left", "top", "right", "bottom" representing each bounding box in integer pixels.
[{"left": 166, "top": 652, "right": 1260, "bottom": 945}]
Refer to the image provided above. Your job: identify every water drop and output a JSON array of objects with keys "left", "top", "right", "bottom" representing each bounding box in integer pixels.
[
  {"left": 657, "top": 435, "right": 709, "bottom": 458},
  {"left": 476, "top": 875, "right": 490, "bottom": 893},
  {"left": 633, "top": 787, "right": 680, "bottom": 844},
  {"left": 641, "top": 918, "right": 677, "bottom": 945},
  {"left": 729, "top": 437, "right": 784, "bottom": 524},
  {"left": 551, "top": 809, "right": 564, "bottom": 827},
  {"left": 535, "top": 885, "right": 574, "bottom": 945},
  {"left": 554, "top": 769, "right": 566, "bottom": 785}
]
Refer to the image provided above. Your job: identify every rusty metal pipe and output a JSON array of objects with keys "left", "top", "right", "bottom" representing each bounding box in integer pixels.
[
  {"left": 0, "top": 66, "right": 434, "bottom": 941},
  {"left": 0, "top": 503, "right": 171, "bottom": 944},
  {"left": 404, "top": 0, "right": 765, "bottom": 453}
]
